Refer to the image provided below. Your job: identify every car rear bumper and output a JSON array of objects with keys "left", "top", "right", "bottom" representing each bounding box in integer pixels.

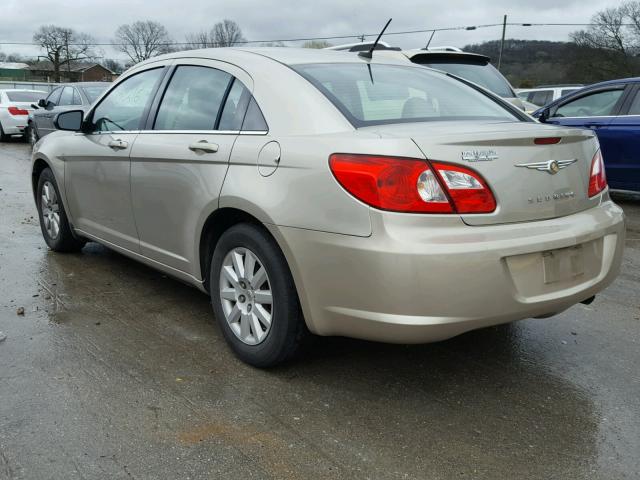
[
  {"left": 1, "top": 116, "right": 28, "bottom": 134},
  {"left": 269, "top": 199, "right": 625, "bottom": 343}
]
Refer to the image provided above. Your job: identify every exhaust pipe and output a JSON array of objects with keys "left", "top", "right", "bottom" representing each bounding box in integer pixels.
[{"left": 580, "top": 295, "right": 596, "bottom": 305}]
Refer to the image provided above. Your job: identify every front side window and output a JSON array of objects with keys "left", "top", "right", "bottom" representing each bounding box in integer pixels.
[
  {"left": 626, "top": 90, "right": 640, "bottom": 115},
  {"left": 46, "top": 87, "right": 62, "bottom": 107},
  {"left": 529, "top": 90, "right": 553, "bottom": 106},
  {"left": 91, "top": 68, "right": 163, "bottom": 132},
  {"left": 294, "top": 63, "right": 520, "bottom": 127},
  {"left": 554, "top": 89, "right": 624, "bottom": 118},
  {"left": 154, "top": 66, "right": 231, "bottom": 130}
]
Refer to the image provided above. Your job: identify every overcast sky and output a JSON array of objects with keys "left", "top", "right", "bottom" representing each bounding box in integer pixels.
[{"left": 2, "top": 0, "right": 617, "bottom": 61}]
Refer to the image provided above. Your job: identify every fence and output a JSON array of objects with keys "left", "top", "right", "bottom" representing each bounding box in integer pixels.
[{"left": 0, "top": 80, "right": 59, "bottom": 93}]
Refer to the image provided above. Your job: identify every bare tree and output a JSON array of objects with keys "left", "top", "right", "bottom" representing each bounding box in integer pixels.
[
  {"left": 212, "top": 20, "right": 245, "bottom": 47},
  {"left": 114, "top": 21, "right": 173, "bottom": 63},
  {"left": 185, "top": 30, "right": 217, "bottom": 49},
  {"left": 302, "top": 40, "right": 332, "bottom": 49},
  {"left": 33, "top": 25, "right": 95, "bottom": 82},
  {"left": 184, "top": 20, "right": 245, "bottom": 49},
  {"left": 570, "top": 1, "right": 640, "bottom": 76}
]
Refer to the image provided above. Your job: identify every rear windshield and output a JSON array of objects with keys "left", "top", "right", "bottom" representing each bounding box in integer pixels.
[
  {"left": 293, "top": 63, "right": 520, "bottom": 127},
  {"left": 81, "top": 86, "right": 108, "bottom": 103},
  {"left": 6, "top": 91, "right": 45, "bottom": 102},
  {"left": 416, "top": 60, "right": 514, "bottom": 98}
]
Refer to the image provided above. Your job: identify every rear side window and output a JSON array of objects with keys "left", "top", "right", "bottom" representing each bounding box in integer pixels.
[
  {"left": 554, "top": 89, "right": 624, "bottom": 118},
  {"left": 91, "top": 67, "right": 163, "bottom": 132},
  {"left": 294, "top": 63, "right": 519, "bottom": 127},
  {"left": 154, "top": 65, "right": 232, "bottom": 130},
  {"left": 420, "top": 60, "right": 514, "bottom": 98},
  {"left": 242, "top": 98, "right": 268, "bottom": 131},
  {"left": 71, "top": 89, "right": 83, "bottom": 105},
  {"left": 218, "top": 79, "right": 251, "bottom": 130}
]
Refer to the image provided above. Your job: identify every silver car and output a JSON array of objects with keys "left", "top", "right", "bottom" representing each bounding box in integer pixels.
[{"left": 31, "top": 48, "right": 625, "bottom": 367}]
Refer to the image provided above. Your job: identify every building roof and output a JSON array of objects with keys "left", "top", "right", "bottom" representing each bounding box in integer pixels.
[{"left": 0, "top": 62, "right": 30, "bottom": 70}]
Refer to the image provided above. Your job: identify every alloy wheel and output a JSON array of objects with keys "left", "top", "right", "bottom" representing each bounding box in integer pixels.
[
  {"left": 41, "top": 181, "right": 61, "bottom": 239},
  {"left": 219, "top": 247, "right": 273, "bottom": 345}
]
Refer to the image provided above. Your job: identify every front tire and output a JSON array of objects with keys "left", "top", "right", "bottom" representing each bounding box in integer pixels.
[
  {"left": 27, "top": 122, "right": 39, "bottom": 147},
  {"left": 210, "top": 223, "right": 307, "bottom": 367},
  {"left": 36, "top": 167, "right": 86, "bottom": 252}
]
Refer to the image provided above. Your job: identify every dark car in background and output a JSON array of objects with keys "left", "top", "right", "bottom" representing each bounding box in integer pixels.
[
  {"left": 27, "top": 82, "right": 109, "bottom": 146},
  {"left": 534, "top": 78, "right": 640, "bottom": 193}
]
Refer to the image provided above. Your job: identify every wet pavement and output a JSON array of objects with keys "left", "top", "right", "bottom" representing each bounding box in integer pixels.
[{"left": 0, "top": 139, "right": 639, "bottom": 480}]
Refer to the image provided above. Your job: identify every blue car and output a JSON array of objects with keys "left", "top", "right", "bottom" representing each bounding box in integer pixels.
[{"left": 534, "top": 78, "right": 640, "bottom": 192}]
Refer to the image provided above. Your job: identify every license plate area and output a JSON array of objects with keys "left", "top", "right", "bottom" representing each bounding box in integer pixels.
[{"left": 542, "top": 245, "right": 584, "bottom": 284}]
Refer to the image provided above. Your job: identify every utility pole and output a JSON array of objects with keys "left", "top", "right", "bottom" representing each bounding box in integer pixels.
[
  {"left": 359, "top": 34, "right": 366, "bottom": 42},
  {"left": 497, "top": 14, "right": 507, "bottom": 71}
]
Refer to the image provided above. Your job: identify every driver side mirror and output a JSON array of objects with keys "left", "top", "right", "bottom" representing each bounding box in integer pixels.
[
  {"left": 55, "top": 110, "right": 84, "bottom": 131},
  {"left": 37, "top": 98, "right": 47, "bottom": 108},
  {"left": 537, "top": 107, "right": 551, "bottom": 123}
]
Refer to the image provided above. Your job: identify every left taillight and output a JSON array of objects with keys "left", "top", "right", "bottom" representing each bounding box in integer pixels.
[
  {"left": 328, "top": 153, "right": 496, "bottom": 214},
  {"left": 7, "top": 106, "right": 28, "bottom": 116},
  {"left": 588, "top": 149, "right": 607, "bottom": 197}
]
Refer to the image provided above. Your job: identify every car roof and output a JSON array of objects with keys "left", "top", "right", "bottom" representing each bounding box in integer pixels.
[
  {"left": 142, "top": 46, "right": 421, "bottom": 68},
  {"left": 64, "top": 82, "right": 111, "bottom": 87}
]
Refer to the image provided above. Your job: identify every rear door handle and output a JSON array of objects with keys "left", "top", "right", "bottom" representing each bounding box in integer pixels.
[
  {"left": 108, "top": 139, "right": 128, "bottom": 150},
  {"left": 188, "top": 141, "right": 219, "bottom": 153}
]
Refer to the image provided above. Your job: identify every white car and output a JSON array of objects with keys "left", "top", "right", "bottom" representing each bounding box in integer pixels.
[
  {"left": 517, "top": 86, "right": 583, "bottom": 107},
  {"left": 0, "top": 89, "right": 47, "bottom": 141}
]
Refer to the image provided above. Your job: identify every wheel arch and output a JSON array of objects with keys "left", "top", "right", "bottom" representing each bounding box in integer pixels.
[
  {"left": 198, "top": 207, "right": 272, "bottom": 293},
  {"left": 31, "top": 157, "right": 51, "bottom": 202}
]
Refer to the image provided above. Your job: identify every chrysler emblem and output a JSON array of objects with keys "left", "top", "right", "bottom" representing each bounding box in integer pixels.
[{"left": 515, "top": 158, "right": 577, "bottom": 175}]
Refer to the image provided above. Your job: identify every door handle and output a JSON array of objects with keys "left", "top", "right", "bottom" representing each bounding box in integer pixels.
[
  {"left": 108, "top": 139, "right": 128, "bottom": 150},
  {"left": 188, "top": 141, "right": 219, "bottom": 153}
]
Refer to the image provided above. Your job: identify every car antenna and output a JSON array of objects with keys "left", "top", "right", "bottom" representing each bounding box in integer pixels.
[
  {"left": 359, "top": 18, "right": 392, "bottom": 59},
  {"left": 425, "top": 30, "right": 436, "bottom": 49}
]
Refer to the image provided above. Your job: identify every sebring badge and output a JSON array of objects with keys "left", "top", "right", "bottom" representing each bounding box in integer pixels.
[
  {"left": 514, "top": 158, "right": 578, "bottom": 175},
  {"left": 461, "top": 150, "right": 498, "bottom": 162}
]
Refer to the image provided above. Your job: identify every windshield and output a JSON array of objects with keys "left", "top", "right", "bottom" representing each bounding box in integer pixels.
[
  {"left": 419, "top": 60, "right": 514, "bottom": 98},
  {"left": 81, "top": 85, "right": 108, "bottom": 103},
  {"left": 6, "top": 91, "right": 46, "bottom": 103},
  {"left": 293, "top": 63, "right": 520, "bottom": 127}
]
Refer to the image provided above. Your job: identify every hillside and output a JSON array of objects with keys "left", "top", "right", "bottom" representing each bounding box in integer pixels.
[{"left": 462, "top": 39, "right": 633, "bottom": 88}]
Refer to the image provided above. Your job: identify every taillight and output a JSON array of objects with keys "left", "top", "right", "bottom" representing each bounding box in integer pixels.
[
  {"left": 7, "top": 106, "right": 28, "bottom": 116},
  {"left": 588, "top": 149, "right": 607, "bottom": 197},
  {"left": 431, "top": 162, "right": 496, "bottom": 213},
  {"left": 329, "top": 154, "right": 495, "bottom": 214}
]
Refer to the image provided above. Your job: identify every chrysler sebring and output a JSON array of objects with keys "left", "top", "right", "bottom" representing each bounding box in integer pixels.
[{"left": 31, "top": 48, "right": 625, "bottom": 366}]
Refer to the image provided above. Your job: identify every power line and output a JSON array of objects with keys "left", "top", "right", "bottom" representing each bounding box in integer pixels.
[{"left": 0, "top": 21, "right": 633, "bottom": 48}]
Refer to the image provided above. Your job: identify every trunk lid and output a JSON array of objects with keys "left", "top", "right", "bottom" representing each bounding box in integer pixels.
[{"left": 368, "top": 120, "right": 601, "bottom": 225}]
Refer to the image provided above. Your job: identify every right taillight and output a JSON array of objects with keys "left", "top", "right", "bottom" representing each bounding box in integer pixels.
[
  {"left": 588, "top": 149, "right": 607, "bottom": 197},
  {"left": 329, "top": 153, "right": 495, "bottom": 214}
]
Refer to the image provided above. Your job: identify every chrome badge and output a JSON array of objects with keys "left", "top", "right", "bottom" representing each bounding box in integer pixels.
[
  {"left": 515, "top": 159, "right": 577, "bottom": 175},
  {"left": 461, "top": 150, "right": 498, "bottom": 162}
]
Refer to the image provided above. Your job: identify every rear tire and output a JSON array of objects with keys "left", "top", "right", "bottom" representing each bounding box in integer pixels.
[
  {"left": 0, "top": 123, "right": 10, "bottom": 142},
  {"left": 209, "top": 223, "right": 308, "bottom": 367},
  {"left": 36, "top": 167, "right": 86, "bottom": 252}
]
